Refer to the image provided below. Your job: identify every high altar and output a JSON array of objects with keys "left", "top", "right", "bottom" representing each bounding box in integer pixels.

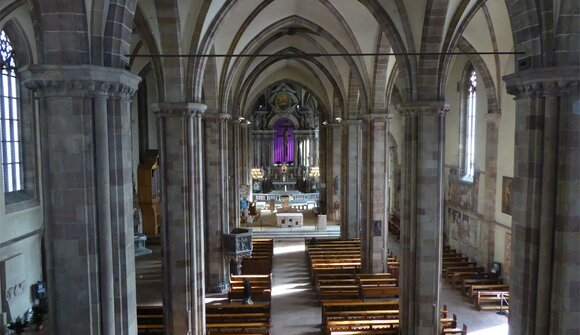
[{"left": 250, "top": 83, "right": 320, "bottom": 208}]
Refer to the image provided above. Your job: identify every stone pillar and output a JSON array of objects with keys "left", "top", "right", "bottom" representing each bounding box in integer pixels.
[
  {"left": 504, "top": 67, "right": 580, "bottom": 335},
  {"left": 313, "top": 130, "right": 320, "bottom": 167},
  {"left": 341, "top": 119, "right": 362, "bottom": 239},
  {"left": 153, "top": 102, "right": 206, "bottom": 335},
  {"left": 483, "top": 113, "right": 500, "bottom": 269},
  {"left": 21, "top": 65, "right": 140, "bottom": 335},
  {"left": 398, "top": 102, "right": 448, "bottom": 335},
  {"left": 203, "top": 112, "right": 231, "bottom": 293},
  {"left": 326, "top": 123, "right": 342, "bottom": 221},
  {"left": 361, "top": 114, "right": 390, "bottom": 273},
  {"left": 240, "top": 122, "right": 251, "bottom": 187},
  {"left": 230, "top": 120, "right": 243, "bottom": 228}
]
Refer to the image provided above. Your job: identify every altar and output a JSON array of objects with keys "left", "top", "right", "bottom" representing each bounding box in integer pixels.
[{"left": 276, "top": 212, "right": 304, "bottom": 228}]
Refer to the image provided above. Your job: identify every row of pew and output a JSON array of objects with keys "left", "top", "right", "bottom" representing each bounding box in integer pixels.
[
  {"left": 443, "top": 246, "right": 509, "bottom": 312},
  {"left": 321, "top": 300, "right": 467, "bottom": 334},
  {"left": 308, "top": 239, "right": 467, "bottom": 335},
  {"left": 206, "top": 238, "right": 274, "bottom": 335}
]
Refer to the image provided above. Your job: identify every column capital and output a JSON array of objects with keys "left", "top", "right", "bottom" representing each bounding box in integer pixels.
[
  {"left": 152, "top": 102, "right": 207, "bottom": 118},
  {"left": 362, "top": 113, "right": 391, "bottom": 121},
  {"left": 20, "top": 65, "right": 141, "bottom": 99},
  {"left": 396, "top": 101, "right": 449, "bottom": 117},
  {"left": 325, "top": 122, "right": 343, "bottom": 128},
  {"left": 341, "top": 119, "right": 363, "bottom": 125},
  {"left": 203, "top": 112, "right": 231, "bottom": 122},
  {"left": 503, "top": 66, "right": 580, "bottom": 98}
]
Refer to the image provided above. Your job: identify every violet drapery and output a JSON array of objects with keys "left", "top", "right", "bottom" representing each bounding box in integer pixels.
[{"left": 273, "top": 118, "right": 294, "bottom": 164}]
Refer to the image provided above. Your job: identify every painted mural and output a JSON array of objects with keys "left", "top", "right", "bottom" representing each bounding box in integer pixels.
[
  {"left": 502, "top": 176, "right": 513, "bottom": 215},
  {"left": 447, "top": 168, "right": 479, "bottom": 211},
  {"left": 504, "top": 233, "right": 512, "bottom": 278},
  {"left": 447, "top": 207, "right": 481, "bottom": 248}
]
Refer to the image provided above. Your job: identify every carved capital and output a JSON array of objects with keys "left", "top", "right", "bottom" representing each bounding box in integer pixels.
[
  {"left": 396, "top": 101, "right": 449, "bottom": 117},
  {"left": 152, "top": 102, "right": 207, "bottom": 118},
  {"left": 203, "top": 112, "right": 231, "bottom": 122},
  {"left": 362, "top": 113, "right": 390, "bottom": 122},
  {"left": 341, "top": 119, "right": 363, "bottom": 125},
  {"left": 503, "top": 66, "right": 580, "bottom": 99},
  {"left": 20, "top": 65, "right": 141, "bottom": 99}
]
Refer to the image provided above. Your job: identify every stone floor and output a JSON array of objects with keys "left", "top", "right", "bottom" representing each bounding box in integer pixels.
[{"left": 135, "top": 238, "right": 509, "bottom": 334}]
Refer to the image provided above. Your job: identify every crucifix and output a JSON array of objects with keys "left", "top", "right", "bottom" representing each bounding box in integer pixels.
[{"left": 279, "top": 122, "right": 293, "bottom": 162}]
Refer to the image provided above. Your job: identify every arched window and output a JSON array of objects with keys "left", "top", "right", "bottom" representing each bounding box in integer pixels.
[
  {"left": 0, "top": 30, "right": 23, "bottom": 193},
  {"left": 459, "top": 64, "right": 477, "bottom": 181}
]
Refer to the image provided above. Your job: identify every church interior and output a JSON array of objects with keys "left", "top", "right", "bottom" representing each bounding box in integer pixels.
[{"left": 0, "top": 0, "right": 578, "bottom": 334}]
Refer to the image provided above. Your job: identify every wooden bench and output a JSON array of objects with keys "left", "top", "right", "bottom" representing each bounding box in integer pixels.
[
  {"left": 461, "top": 278, "right": 502, "bottom": 296},
  {"left": 356, "top": 276, "right": 399, "bottom": 300},
  {"left": 468, "top": 284, "right": 509, "bottom": 303},
  {"left": 206, "top": 303, "right": 271, "bottom": 335},
  {"left": 137, "top": 305, "right": 163, "bottom": 333},
  {"left": 206, "top": 322, "right": 270, "bottom": 335},
  {"left": 330, "top": 330, "right": 399, "bottom": 335},
  {"left": 327, "top": 319, "right": 399, "bottom": 334},
  {"left": 321, "top": 300, "right": 399, "bottom": 330},
  {"left": 476, "top": 291, "right": 510, "bottom": 311},
  {"left": 444, "top": 267, "right": 485, "bottom": 286},
  {"left": 442, "top": 324, "right": 468, "bottom": 335}
]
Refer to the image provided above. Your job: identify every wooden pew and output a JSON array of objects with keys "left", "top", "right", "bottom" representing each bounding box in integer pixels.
[
  {"left": 228, "top": 275, "right": 272, "bottom": 302},
  {"left": 461, "top": 278, "right": 502, "bottom": 296},
  {"left": 468, "top": 284, "right": 509, "bottom": 303},
  {"left": 442, "top": 324, "right": 468, "bottom": 335},
  {"left": 137, "top": 305, "right": 163, "bottom": 333},
  {"left": 206, "top": 303, "right": 271, "bottom": 335},
  {"left": 327, "top": 319, "right": 399, "bottom": 334},
  {"left": 356, "top": 274, "right": 399, "bottom": 300},
  {"left": 444, "top": 267, "right": 485, "bottom": 286},
  {"left": 476, "top": 291, "right": 510, "bottom": 311},
  {"left": 330, "top": 330, "right": 399, "bottom": 335},
  {"left": 321, "top": 300, "right": 399, "bottom": 330}
]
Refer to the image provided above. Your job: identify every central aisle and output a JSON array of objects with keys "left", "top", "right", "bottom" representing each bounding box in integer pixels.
[{"left": 271, "top": 239, "right": 321, "bottom": 335}]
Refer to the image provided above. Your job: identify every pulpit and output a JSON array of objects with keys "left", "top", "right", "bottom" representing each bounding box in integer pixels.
[{"left": 223, "top": 228, "right": 253, "bottom": 274}]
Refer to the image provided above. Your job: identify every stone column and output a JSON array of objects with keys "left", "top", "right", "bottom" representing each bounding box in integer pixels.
[
  {"left": 203, "top": 112, "right": 231, "bottom": 293},
  {"left": 341, "top": 120, "right": 362, "bottom": 239},
  {"left": 361, "top": 114, "right": 390, "bottom": 273},
  {"left": 239, "top": 122, "right": 251, "bottom": 187},
  {"left": 504, "top": 67, "right": 580, "bottom": 335},
  {"left": 483, "top": 113, "right": 500, "bottom": 269},
  {"left": 21, "top": 65, "right": 140, "bottom": 335},
  {"left": 230, "top": 120, "right": 243, "bottom": 228},
  {"left": 152, "top": 102, "right": 206, "bottom": 335},
  {"left": 326, "top": 123, "right": 342, "bottom": 221},
  {"left": 398, "top": 102, "right": 448, "bottom": 335}
]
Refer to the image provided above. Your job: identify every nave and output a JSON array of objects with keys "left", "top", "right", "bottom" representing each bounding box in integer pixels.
[{"left": 135, "top": 239, "right": 508, "bottom": 334}]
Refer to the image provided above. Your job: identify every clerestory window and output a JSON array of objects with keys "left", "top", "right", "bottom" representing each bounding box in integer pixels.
[
  {"left": 459, "top": 64, "right": 477, "bottom": 181},
  {"left": 0, "top": 30, "right": 23, "bottom": 194}
]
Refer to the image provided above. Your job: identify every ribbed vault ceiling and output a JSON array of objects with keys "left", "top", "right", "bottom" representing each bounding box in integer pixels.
[{"left": 132, "top": 0, "right": 513, "bottom": 120}]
